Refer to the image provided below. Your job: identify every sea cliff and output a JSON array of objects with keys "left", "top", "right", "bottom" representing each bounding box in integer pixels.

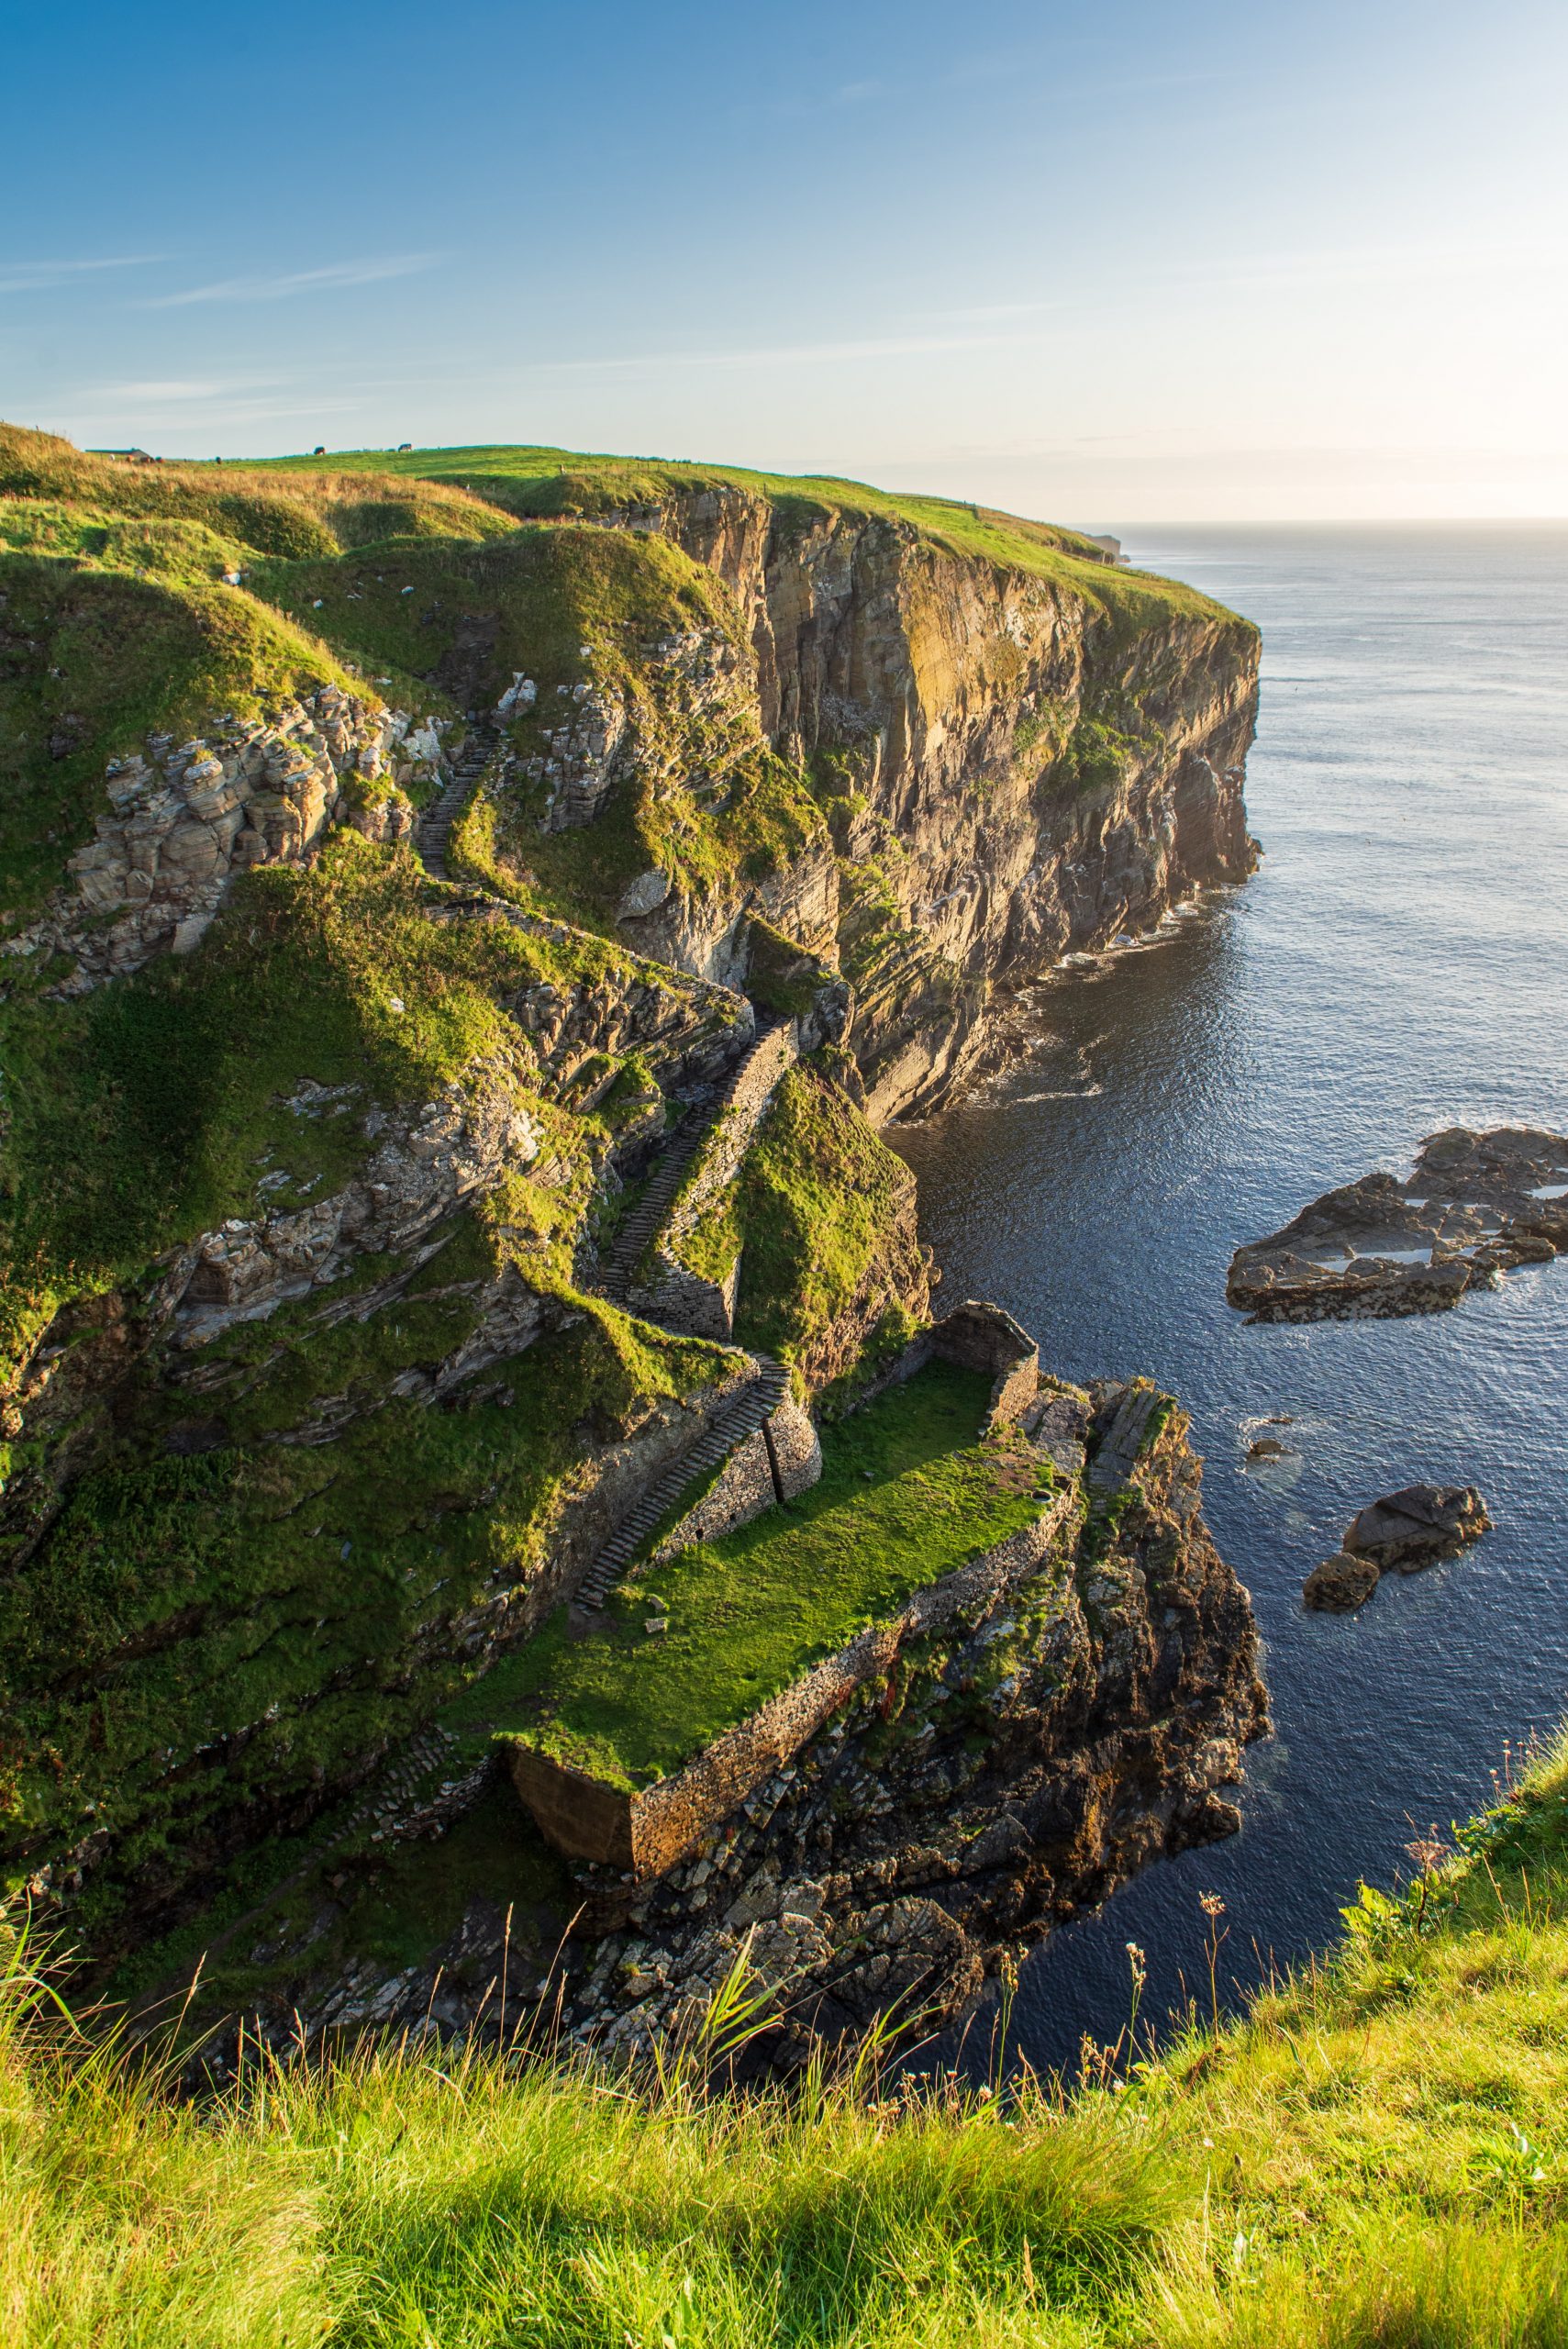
[{"left": 0, "top": 425, "right": 1263, "bottom": 2033}]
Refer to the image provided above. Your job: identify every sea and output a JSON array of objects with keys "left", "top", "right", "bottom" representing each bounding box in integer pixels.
[{"left": 891, "top": 524, "right": 1568, "bottom": 2075}]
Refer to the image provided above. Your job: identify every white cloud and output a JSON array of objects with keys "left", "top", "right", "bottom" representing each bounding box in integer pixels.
[
  {"left": 0, "top": 255, "right": 165, "bottom": 295},
  {"left": 144, "top": 255, "right": 439, "bottom": 308}
]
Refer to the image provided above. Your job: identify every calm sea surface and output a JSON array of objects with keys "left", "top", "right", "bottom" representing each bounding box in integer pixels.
[{"left": 892, "top": 525, "right": 1568, "bottom": 2072}]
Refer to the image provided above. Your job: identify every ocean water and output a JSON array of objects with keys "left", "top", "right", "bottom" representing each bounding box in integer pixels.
[{"left": 891, "top": 524, "right": 1568, "bottom": 2072}]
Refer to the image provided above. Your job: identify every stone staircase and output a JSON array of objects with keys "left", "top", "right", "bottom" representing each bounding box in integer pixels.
[
  {"left": 417, "top": 722, "right": 500, "bottom": 880},
  {"left": 573, "top": 1355, "right": 790, "bottom": 1613},
  {"left": 596, "top": 1110, "right": 704, "bottom": 1304},
  {"left": 595, "top": 1014, "right": 790, "bottom": 1305}
]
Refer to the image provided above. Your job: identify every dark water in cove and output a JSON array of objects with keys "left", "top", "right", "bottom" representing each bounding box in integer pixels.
[{"left": 892, "top": 524, "right": 1568, "bottom": 2075}]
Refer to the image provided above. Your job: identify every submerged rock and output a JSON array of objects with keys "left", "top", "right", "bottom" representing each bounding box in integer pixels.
[{"left": 1227, "top": 1126, "right": 1568, "bottom": 1322}]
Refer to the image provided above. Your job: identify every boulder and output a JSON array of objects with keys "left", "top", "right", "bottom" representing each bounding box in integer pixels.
[
  {"left": 1342, "top": 1484, "right": 1490, "bottom": 1573},
  {"left": 1303, "top": 1551, "right": 1381, "bottom": 1611}
]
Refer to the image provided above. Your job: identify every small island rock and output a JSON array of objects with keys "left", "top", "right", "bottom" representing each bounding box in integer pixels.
[
  {"left": 1343, "top": 1483, "right": 1490, "bottom": 1573},
  {"left": 1226, "top": 1127, "right": 1568, "bottom": 1322}
]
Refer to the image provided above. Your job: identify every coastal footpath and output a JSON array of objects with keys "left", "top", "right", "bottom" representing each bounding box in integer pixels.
[{"left": 0, "top": 426, "right": 1262, "bottom": 2036}]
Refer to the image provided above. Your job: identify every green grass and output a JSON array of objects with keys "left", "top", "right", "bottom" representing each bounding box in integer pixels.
[
  {"left": 0, "top": 426, "right": 518, "bottom": 914},
  {"left": 243, "top": 439, "right": 1240, "bottom": 634},
  {"left": 674, "top": 1063, "right": 927, "bottom": 1385},
  {"left": 0, "top": 1299, "right": 732, "bottom": 1960},
  {"left": 7, "top": 1734, "right": 1568, "bottom": 2344},
  {"left": 0, "top": 834, "right": 558, "bottom": 1379},
  {"left": 447, "top": 1359, "right": 1046, "bottom": 1789}
]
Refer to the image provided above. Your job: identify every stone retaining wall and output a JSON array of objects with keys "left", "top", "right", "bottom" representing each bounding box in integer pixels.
[
  {"left": 506, "top": 1488, "right": 1076, "bottom": 1879},
  {"left": 845, "top": 1298, "right": 1041, "bottom": 1431},
  {"left": 662, "top": 1019, "right": 800, "bottom": 1244},
  {"left": 649, "top": 1399, "right": 821, "bottom": 1563},
  {"left": 628, "top": 1017, "right": 801, "bottom": 1338}
]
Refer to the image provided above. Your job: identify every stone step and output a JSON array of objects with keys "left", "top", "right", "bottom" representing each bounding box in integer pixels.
[{"left": 573, "top": 1361, "right": 788, "bottom": 1607}]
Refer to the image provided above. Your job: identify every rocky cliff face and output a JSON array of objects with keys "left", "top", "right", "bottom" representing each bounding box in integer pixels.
[
  {"left": 0, "top": 429, "right": 1264, "bottom": 2020},
  {"left": 579, "top": 487, "right": 1258, "bottom": 1116}
]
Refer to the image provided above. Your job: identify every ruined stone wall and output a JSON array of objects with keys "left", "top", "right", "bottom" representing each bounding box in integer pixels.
[
  {"left": 841, "top": 1300, "right": 1040, "bottom": 1431},
  {"left": 627, "top": 1018, "right": 801, "bottom": 1338},
  {"left": 662, "top": 1020, "right": 800, "bottom": 1247}
]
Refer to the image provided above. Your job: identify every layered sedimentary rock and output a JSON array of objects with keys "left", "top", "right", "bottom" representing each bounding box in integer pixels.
[{"left": 609, "top": 488, "right": 1260, "bottom": 1116}]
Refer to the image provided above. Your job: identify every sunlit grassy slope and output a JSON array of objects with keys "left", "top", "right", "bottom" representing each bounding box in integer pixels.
[
  {"left": 6, "top": 1736, "right": 1568, "bottom": 2346},
  {"left": 448, "top": 1360, "right": 1043, "bottom": 1789},
  {"left": 243, "top": 438, "right": 1236, "bottom": 632}
]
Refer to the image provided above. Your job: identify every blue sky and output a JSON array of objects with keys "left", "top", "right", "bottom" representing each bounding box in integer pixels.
[{"left": 5, "top": 0, "right": 1566, "bottom": 518}]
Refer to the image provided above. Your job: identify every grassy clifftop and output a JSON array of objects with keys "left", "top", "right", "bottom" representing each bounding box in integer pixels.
[
  {"left": 5, "top": 1734, "right": 1567, "bottom": 2346},
  {"left": 246, "top": 437, "right": 1240, "bottom": 634}
]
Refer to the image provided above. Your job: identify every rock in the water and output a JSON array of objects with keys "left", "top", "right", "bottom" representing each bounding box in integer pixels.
[
  {"left": 1227, "top": 1127, "right": 1568, "bottom": 1322},
  {"left": 1247, "top": 1435, "right": 1290, "bottom": 1461},
  {"left": 1303, "top": 1551, "right": 1382, "bottom": 1611},
  {"left": 1342, "top": 1484, "right": 1490, "bottom": 1573}
]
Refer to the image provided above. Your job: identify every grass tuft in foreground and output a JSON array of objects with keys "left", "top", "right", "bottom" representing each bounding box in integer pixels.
[{"left": 7, "top": 1731, "right": 1568, "bottom": 2344}]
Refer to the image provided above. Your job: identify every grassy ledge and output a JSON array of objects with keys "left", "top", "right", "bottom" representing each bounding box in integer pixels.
[{"left": 444, "top": 1359, "right": 1047, "bottom": 1789}]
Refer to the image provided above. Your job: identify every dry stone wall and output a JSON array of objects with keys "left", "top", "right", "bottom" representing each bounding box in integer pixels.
[
  {"left": 847, "top": 1299, "right": 1041, "bottom": 1431},
  {"left": 626, "top": 1019, "right": 800, "bottom": 1337},
  {"left": 649, "top": 1398, "right": 821, "bottom": 1563}
]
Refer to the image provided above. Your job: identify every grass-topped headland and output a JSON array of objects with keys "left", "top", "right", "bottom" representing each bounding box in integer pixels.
[
  {"left": 243, "top": 436, "right": 1246, "bottom": 638},
  {"left": 6, "top": 1731, "right": 1568, "bottom": 2345},
  {"left": 446, "top": 1359, "right": 1047, "bottom": 1791}
]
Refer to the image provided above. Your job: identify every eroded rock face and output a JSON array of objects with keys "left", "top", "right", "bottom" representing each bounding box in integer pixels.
[
  {"left": 3, "top": 687, "right": 439, "bottom": 995},
  {"left": 1228, "top": 1127, "right": 1568, "bottom": 1322},
  {"left": 642, "top": 490, "right": 1262, "bottom": 1119},
  {"left": 161, "top": 1063, "right": 543, "bottom": 1348}
]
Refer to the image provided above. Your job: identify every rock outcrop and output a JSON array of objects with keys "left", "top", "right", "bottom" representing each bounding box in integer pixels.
[
  {"left": 5, "top": 686, "right": 441, "bottom": 995},
  {"left": 1229, "top": 1128, "right": 1568, "bottom": 1322},
  {"left": 1304, "top": 1485, "right": 1490, "bottom": 1611},
  {"left": 1343, "top": 1484, "right": 1491, "bottom": 1572},
  {"left": 1303, "top": 1552, "right": 1381, "bottom": 1612}
]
